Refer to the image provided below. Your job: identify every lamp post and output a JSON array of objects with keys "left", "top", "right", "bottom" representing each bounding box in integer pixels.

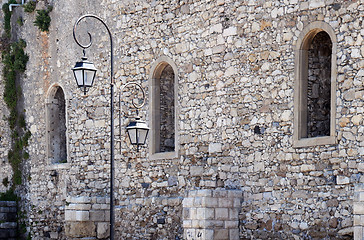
[{"left": 72, "top": 14, "right": 149, "bottom": 240}]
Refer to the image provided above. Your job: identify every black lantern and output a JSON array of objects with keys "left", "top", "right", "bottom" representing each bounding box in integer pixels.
[
  {"left": 72, "top": 56, "right": 97, "bottom": 94},
  {"left": 126, "top": 117, "right": 149, "bottom": 151}
]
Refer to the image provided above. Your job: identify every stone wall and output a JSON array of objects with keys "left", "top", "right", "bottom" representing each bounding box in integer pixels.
[
  {"left": 0, "top": 0, "right": 363, "bottom": 239},
  {"left": 0, "top": 201, "right": 17, "bottom": 240},
  {"left": 354, "top": 183, "right": 364, "bottom": 240},
  {"left": 182, "top": 189, "right": 242, "bottom": 240},
  {"left": 64, "top": 196, "right": 110, "bottom": 239}
]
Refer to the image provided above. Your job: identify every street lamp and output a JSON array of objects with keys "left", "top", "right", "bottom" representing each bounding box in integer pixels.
[
  {"left": 72, "top": 14, "right": 149, "bottom": 240},
  {"left": 72, "top": 53, "right": 97, "bottom": 95}
]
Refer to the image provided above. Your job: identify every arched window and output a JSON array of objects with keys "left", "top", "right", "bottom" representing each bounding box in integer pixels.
[
  {"left": 150, "top": 56, "right": 178, "bottom": 159},
  {"left": 46, "top": 85, "right": 67, "bottom": 163},
  {"left": 294, "top": 22, "right": 337, "bottom": 147}
]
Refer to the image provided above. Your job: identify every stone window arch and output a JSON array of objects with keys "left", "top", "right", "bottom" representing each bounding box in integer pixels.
[
  {"left": 46, "top": 85, "right": 68, "bottom": 163},
  {"left": 149, "top": 56, "right": 179, "bottom": 159},
  {"left": 294, "top": 21, "right": 337, "bottom": 147}
]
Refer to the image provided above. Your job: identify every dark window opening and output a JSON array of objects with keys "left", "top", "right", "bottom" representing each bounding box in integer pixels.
[
  {"left": 48, "top": 87, "right": 67, "bottom": 163},
  {"left": 159, "top": 65, "right": 175, "bottom": 152},
  {"left": 307, "top": 31, "right": 332, "bottom": 138}
]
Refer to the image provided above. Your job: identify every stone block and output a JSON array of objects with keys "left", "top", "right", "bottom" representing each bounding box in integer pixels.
[
  {"left": 203, "top": 220, "right": 224, "bottom": 228},
  {"left": 97, "top": 222, "right": 109, "bottom": 239},
  {"left": 233, "top": 198, "right": 241, "bottom": 208},
  {"left": 213, "top": 190, "right": 228, "bottom": 198},
  {"left": 196, "top": 208, "right": 205, "bottom": 220},
  {"left": 229, "top": 208, "right": 240, "bottom": 220},
  {"left": 0, "top": 207, "right": 16, "bottom": 213},
  {"left": 355, "top": 183, "right": 364, "bottom": 192},
  {"left": 104, "top": 210, "right": 110, "bottom": 221},
  {"left": 196, "top": 189, "right": 212, "bottom": 197},
  {"left": 218, "top": 198, "right": 233, "bottom": 208},
  {"left": 358, "top": 163, "right": 364, "bottom": 172},
  {"left": 214, "top": 229, "right": 229, "bottom": 240},
  {"left": 202, "top": 197, "right": 218, "bottom": 207},
  {"left": 223, "top": 26, "right": 237, "bottom": 37},
  {"left": 354, "top": 226, "right": 363, "bottom": 240},
  {"left": 196, "top": 229, "right": 214, "bottom": 239},
  {"left": 229, "top": 229, "right": 240, "bottom": 240},
  {"left": 191, "top": 220, "right": 200, "bottom": 228},
  {"left": 354, "top": 215, "right": 361, "bottom": 226},
  {"left": 194, "top": 197, "right": 202, "bottom": 207},
  {"left": 185, "top": 229, "right": 196, "bottom": 240},
  {"left": 65, "top": 221, "right": 96, "bottom": 238},
  {"left": 228, "top": 190, "right": 243, "bottom": 198},
  {"left": 225, "top": 220, "right": 239, "bottom": 229},
  {"left": 0, "top": 202, "right": 16, "bottom": 207},
  {"left": 183, "top": 208, "right": 191, "bottom": 219},
  {"left": 183, "top": 220, "right": 192, "bottom": 228},
  {"left": 354, "top": 203, "right": 364, "bottom": 215},
  {"left": 189, "top": 208, "right": 197, "bottom": 219},
  {"left": 196, "top": 207, "right": 214, "bottom": 220},
  {"left": 205, "top": 208, "right": 215, "bottom": 220},
  {"left": 209, "top": 143, "right": 222, "bottom": 153},
  {"left": 96, "top": 197, "right": 107, "bottom": 204},
  {"left": 0, "top": 229, "right": 16, "bottom": 238},
  {"left": 210, "top": 23, "right": 223, "bottom": 33},
  {"left": 7, "top": 202, "right": 16, "bottom": 207},
  {"left": 337, "top": 176, "right": 350, "bottom": 185},
  {"left": 182, "top": 198, "right": 194, "bottom": 208},
  {"left": 65, "top": 211, "right": 76, "bottom": 221},
  {"left": 0, "top": 222, "right": 17, "bottom": 229},
  {"left": 215, "top": 208, "right": 229, "bottom": 220},
  {"left": 65, "top": 203, "right": 91, "bottom": 211},
  {"left": 90, "top": 210, "right": 105, "bottom": 221},
  {"left": 75, "top": 211, "right": 90, "bottom": 221}
]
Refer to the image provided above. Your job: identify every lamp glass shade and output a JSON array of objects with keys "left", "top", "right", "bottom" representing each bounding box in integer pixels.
[
  {"left": 126, "top": 118, "right": 149, "bottom": 145},
  {"left": 72, "top": 57, "right": 97, "bottom": 94}
]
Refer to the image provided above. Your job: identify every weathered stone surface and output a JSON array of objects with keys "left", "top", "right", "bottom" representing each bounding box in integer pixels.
[
  {"left": 97, "top": 222, "right": 109, "bottom": 239},
  {"left": 65, "top": 222, "right": 96, "bottom": 238}
]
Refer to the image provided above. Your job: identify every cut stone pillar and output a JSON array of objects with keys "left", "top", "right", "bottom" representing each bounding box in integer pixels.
[
  {"left": 354, "top": 183, "right": 364, "bottom": 240},
  {"left": 182, "top": 189, "right": 242, "bottom": 240},
  {"left": 65, "top": 196, "right": 110, "bottom": 239}
]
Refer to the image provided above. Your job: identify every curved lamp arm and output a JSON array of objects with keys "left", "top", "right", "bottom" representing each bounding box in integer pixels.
[
  {"left": 73, "top": 14, "right": 114, "bottom": 84},
  {"left": 119, "top": 82, "right": 147, "bottom": 109}
]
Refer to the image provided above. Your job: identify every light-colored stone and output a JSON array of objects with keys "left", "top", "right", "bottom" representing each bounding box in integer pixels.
[{"left": 97, "top": 222, "right": 110, "bottom": 239}]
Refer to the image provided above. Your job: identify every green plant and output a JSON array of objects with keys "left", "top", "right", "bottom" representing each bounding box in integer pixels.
[
  {"left": 17, "top": 17, "right": 23, "bottom": 26},
  {"left": 23, "top": 0, "right": 36, "bottom": 13},
  {"left": 0, "top": 189, "right": 18, "bottom": 201},
  {"left": 33, "top": 6, "right": 52, "bottom": 32},
  {"left": 1, "top": 37, "right": 30, "bottom": 188},
  {"left": 2, "top": 177, "right": 9, "bottom": 187},
  {"left": 2, "top": 0, "right": 17, "bottom": 38}
]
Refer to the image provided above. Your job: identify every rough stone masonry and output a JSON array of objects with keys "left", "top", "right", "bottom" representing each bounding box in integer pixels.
[{"left": 0, "top": 0, "right": 364, "bottom": 239}]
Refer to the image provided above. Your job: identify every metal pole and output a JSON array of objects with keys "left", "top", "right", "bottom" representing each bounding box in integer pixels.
[
  {"left": 73, "top": 14, "right": 115, "bottom": 240},
  {"left": 110, "top": 83, "right": 114, "bottom": 240}
]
